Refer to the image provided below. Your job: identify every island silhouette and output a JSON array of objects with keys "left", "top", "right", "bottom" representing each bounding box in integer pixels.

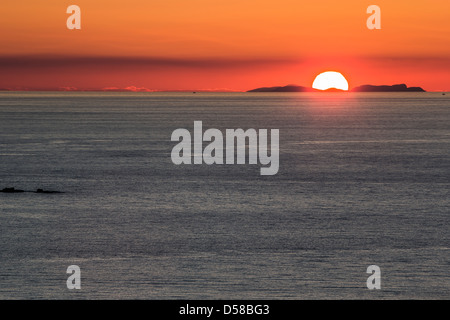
[
  {"left": 1, "top": 187, "right": 64, "bottom": 194},
  {"left": 351, "top": 84, "right": 425, "bottom": 92},
  {"left": 248, "top": 84, "right": 426, "bottom": 92}
]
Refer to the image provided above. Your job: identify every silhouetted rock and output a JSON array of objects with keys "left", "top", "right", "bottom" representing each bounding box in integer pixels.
[
  {"left": 1, "top": 187, "right": 24, "bottom": 193},
  {"left": 1, "top": 187, "right": 64, "bottom": 193},
  {"left": 320, "top": 88, "right": 346, "bottom": 92},
  {"left": 35, "top": 189, "right": 64, "bottom": 194},
  {"left": 351, "top": 84, "right": 426, "bottom": 92}
]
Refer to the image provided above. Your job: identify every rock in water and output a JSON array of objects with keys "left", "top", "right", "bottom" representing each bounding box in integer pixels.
[{"left": 1, "top": 187, "right": 25, "bottom": 193}]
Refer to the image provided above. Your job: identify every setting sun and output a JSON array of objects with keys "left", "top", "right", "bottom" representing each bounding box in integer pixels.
[{"left": 312, "top": 71, "right": 349, "bottom": 91}]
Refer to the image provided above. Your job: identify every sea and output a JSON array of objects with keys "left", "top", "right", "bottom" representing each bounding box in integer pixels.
[{"left": 0, "top": 91, "right": 448, "bottom": 299}]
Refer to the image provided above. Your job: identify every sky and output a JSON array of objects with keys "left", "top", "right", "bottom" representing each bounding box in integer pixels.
[{"left": 0, "top": 0, "right": 449, "bottom": 91}]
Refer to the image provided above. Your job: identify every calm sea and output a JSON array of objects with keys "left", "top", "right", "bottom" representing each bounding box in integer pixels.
[{"left": 0, "top": 92, "right": 448, "bottom": 299}]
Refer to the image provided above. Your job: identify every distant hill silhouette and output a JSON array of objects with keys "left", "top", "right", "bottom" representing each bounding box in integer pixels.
[
  {"left": 351, "top": 84, "right": 426, "bottom": 92},
  {"left": 248, "top": 83, "right": 426, "bottom": 92},
  {"left": 247, "top": 85, "right": 315, "bottom": 92},
  {"left": 1, "top": 187, "right": 64, "bottom": 194}
]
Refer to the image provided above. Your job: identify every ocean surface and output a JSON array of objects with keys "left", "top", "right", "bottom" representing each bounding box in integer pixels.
[{"left": 0, "top": 91, "right": 448, "bottom": 299}]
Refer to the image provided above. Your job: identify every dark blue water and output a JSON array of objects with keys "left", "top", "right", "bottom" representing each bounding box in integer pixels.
[{"left": 0, "top": 92, "right": 448, "bottom": 299}]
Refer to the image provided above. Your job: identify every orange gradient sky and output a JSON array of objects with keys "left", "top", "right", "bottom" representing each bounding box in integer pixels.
[{"left": 0, "top": 0, "right": 449, "bottom": 91}]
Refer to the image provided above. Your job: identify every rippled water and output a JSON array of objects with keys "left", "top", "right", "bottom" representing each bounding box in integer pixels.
[{"left": 0, "top": 92, "right": 448, "bottom": 299}]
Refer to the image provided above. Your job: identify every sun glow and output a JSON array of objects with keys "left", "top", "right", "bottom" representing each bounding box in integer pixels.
[{"left": 312, "top": 71, "right": 349, "bottom": 91}]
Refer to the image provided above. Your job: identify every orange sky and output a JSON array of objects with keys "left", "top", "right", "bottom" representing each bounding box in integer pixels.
[{"left": 0, "top": 0, "right": 449, "bottom": 91}]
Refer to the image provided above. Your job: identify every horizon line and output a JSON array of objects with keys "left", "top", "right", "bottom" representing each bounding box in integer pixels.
[
  {"left": 2, "top": 86, "right": 448, "bottom": 93},
  {"left": 1, "top": 90, "right": 448, "bottom": 93}
]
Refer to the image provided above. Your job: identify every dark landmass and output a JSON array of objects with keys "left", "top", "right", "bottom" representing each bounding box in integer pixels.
[
  {"left": 1, "top": 187, "right": 64, "bottom": 194},
  {"left": 1, "top": 187, "right": 24, "bottom": 193},
  {"left": 351, "top": 84, "right": 426, "bottom": 92},
  {"left": 35, "top": 188, "right": 64, "bottom": 194},
  {"left": 318, "top": 88, "right": 346, "bottom": 92},
  {"left": 247, "top": 85, "right": 316, "bottom": 92},
  {"left": 248, "top": 83, "right": 426, "bottom": 92}
]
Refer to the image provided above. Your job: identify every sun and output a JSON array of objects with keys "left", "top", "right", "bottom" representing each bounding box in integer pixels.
[{"left": 312, "top": 71, "right": 349, "bottom": 91}]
